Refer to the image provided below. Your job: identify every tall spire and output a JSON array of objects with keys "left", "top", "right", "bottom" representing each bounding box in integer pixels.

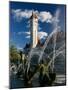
[
  {"left": 30, "top": 10, "right": 38, "bottom": 48},
  {"left": 32, "top": 9, "right": 34, "bottom": 15},
  {"left": 30, "top": 10, "right": 38, "bottom": 19}
]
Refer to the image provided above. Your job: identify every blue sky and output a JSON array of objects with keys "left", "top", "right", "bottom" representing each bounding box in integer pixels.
[{"left": 9, "top": 1, "right": 66, "bottom": 49}]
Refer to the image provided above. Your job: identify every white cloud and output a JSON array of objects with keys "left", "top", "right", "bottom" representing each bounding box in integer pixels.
[
  {"left": 39, "top": 11, "right": 52, "bottom": 23},
  {"left": 17, "top": 31, "right": 24, "bottom": 35},
  {"left": 38, "top": 31, "right": 48, "bottom": 39},
  {"left": 19, "top": 9, "right": 32, "bottom": 18},
  {"left": 25, "top": 31, "right": 30, "bottom": 35},
  {"left": 12, "top": 9, "right": 21, "bottom": 13},
  {"left": 26, "top": 21, "right": 30, "bottom": 28},
  {"left": 17, "top": 31, "right": 30, "bottom": 35},
  {"left": 20, "top": 31, "right": 48, "bottom": 39},
  {"left": 12, "top": 9, "right": 23, "bottom": 21},
  {"left": 12, "top": 9, "right": 32, "bottom": 21},
  {"left": 26, "top": 35, "right": 30, "bottom": 39},
  {"left": 12, "top": 9, "right": 53, "bottom": 23}
]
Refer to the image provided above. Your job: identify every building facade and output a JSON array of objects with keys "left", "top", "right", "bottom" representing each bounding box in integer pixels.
[{"left": 30, "top": 12, "right": 38, "bottom": 48}]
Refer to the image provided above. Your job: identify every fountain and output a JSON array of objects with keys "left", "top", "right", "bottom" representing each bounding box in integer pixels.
[
  {"left": 10, "top": 9, "right": 66, "bottom": 88},
  {"left": 24, "top": 9, "right": 66, "bottom": 85}
]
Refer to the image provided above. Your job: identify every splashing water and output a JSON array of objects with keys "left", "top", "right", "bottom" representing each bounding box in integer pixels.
[
  {"left": 26, "top": 9, "right": 65, "bottom": 74},
  {"left": 47, "top": 48, "right": 65, "bottom": 68}
]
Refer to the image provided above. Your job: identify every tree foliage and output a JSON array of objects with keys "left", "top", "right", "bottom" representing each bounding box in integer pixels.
[{"left": 10, "top": 45, "right": 21, "bottom": 62}]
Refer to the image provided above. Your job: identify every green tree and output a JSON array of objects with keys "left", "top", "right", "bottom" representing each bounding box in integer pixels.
[{"left": 10, "top": 45, "right": 21, "bottom": 63}]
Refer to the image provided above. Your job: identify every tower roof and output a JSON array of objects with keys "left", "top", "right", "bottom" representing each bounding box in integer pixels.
[{"left": 30, "top": 11, "right": 38, "bottom": 19}]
